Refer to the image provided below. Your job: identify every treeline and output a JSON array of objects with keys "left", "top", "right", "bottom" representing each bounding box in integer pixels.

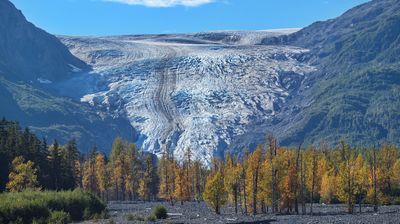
[
  {"left": 0, "top": 118, "right": 209, "bottom": 204},
  {"left": 203, "top": 137, "right": 400, "bottom": 215},
  {"left": 82, "top": 140, "right": 209, "bottom": 203},
  {"left": 2, "top": 118, "right": 400, "bottom": 216},
  {"left": 0, "top": 118, "right": 81, "bottom": 191}
]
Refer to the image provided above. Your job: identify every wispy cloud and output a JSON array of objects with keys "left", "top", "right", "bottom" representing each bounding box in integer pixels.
[{"left": 104, "top": 0, "right": 215, "bottom": 7}]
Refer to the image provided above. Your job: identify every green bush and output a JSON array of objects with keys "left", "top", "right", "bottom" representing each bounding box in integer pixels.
[
  {"left": 151, "top": 205, "right": 168, "bottom": 219},
  {"left": 106, "top": 219, "right": 116, "bottom": 224},
  {"left": 0, "top": 190, "right": 106, "bottom": 223},
  {"left": 125, "top": 213, "right": 145, "bottom": 221},
  {"left": 48, "top": 211, "right": 71, "bottom": 224},
  {"left": 147, "top": 214, "right": 156, "bottom": 222}
]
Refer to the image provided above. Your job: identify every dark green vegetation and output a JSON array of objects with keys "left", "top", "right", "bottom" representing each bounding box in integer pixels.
[
  {"left": 262, "top": 0, "right": 400, "bottom": 147},
  {"left": 123, "top": 206, "right": 167, "bottom": 222},
  {"left": 0, "top": 118, "right": 81, "bottom": 191},
  {"left": 151, "top": 205, "right": 168, "bottom": 219},
  {"left": 0, "top": 190, "right": 106, "bottom": 224},
  {"left": 0, "top": 0, "right": 134, "bottom": 152},
  {"left": 0, "top": 77, "right": 135, "bottom": 152}
]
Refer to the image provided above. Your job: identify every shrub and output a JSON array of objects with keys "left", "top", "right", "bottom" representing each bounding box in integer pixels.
[
  {"left": 125, "top": 213, "right": 144, "bottom": 221},
  {"left": 106, "top": 219, "right": 116, "bottom": 224},
  {"left": 151, "top": 205, "right": 168, "bottom": 219},
  {"left": 48, "top": 211, "right": 71, "bottom": 224},
  {"left": 0, "top": 190, "right": 106, "bottom": 223},
  {"left": 147, "top": 214, "right": 156, "bottom": 222}
]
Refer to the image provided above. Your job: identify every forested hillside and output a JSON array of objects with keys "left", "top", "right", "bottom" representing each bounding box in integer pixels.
[{"left": 262, "top": 0, "right": 400, "bottom": 147}]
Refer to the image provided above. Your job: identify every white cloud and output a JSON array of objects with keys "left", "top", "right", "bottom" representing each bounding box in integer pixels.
[{"left": 104, "top": 0, "right": 215, "bottom": 7}]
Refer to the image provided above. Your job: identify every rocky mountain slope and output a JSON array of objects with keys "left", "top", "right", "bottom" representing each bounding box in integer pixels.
[
  {"left": 0, "top": 0, "right": 134, "bottom": 151},
  {"left": 0, "top": 0, "right": 89, "bottom": 82},
  {"left": 260, "top": 0, "right": 400, "bottom": 147}
]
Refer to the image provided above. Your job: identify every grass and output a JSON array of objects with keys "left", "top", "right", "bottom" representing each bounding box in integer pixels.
[
  {"left": 125, "top": 213, "right": 144, "bottom": 221},
  {"left": 0, "top": 189, "right": 106, "bottom": 224}
]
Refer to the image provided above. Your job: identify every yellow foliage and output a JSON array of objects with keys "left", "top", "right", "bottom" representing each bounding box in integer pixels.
[
  {"left": 319, "top": 172, "right": 337, "bottom": 204},
  {"left": 6, "top": 156, "right": 39, "bottom": 192},
  {"left": 203, "top": 171, "right": 227, "bottom": 214}
]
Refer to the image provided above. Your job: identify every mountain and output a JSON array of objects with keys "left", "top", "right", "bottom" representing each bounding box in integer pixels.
[
  {"left": 1, "top": 0, "right": 399, "bottom": 161},
  {"left": 0, "top": 0, "right": 89, "bottom": 82},
  {"left": 261, "top": 0, "right": 400, "bottom": 147},
  {"left": 0, "top": 0, "right": 135, "bottom": 152}
]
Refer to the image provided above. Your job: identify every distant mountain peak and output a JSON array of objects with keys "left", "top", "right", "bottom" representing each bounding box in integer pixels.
[{"left": 0, "top": 0, "right": 89, "bottom": 82}]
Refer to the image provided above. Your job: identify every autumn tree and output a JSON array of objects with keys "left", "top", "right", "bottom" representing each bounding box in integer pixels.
[
  {"left": 95, "top": 152, "right": 108, "bottom": 200},
  {"left": 241, "top": 151, "right": 249, "bottom": 215},
  {"left": 354, "top": 154, "right": 368, "bottom": 213},
  {"left": 184, "top": 148, "right": 193, "bottom": 201},
  {"left": 260, "top": 155, "right": 272, "bottom": 213},
  {"left": 336, "top": 141, "right": 357, "bottom": 214},
  {"left": 203, "top": 171, "right": 227, "bottom": 215},
  {"left": 158, "top": 148, "right": 177, "bottom": 204},
  {"left": 139, "top": 154, "right": 159, "bottom": 201},
  {"left": 305, "top": 146, "right": 320, "bottom": 215},
  {"left": 319, "top": 155, "right": 337, "bottom": 204},
  {"left": 124, "top": 143, "right": 140, "bottom": 200},
  {"left": 193, "top": 160, "right": 206, "bottom": 202},
  {"left": 174, "top": 163, "right": 190, "bottom": 204},
  {"left": 391, "top": 159, "right": 400, "bottom": 190},
  {"left": 245, "top": 146, "right": 263, "bottom": 215},
  {"left": 377, "top": 145, "right": 398, "bottom": 194},
  {"left": 6, "top": 156, "right": 39, "bottom": 192},
  {"left": 82, "top": 152, "right": 98, "bottom": 194},
  {"left": 109, "top": 138, "right": 125, "bottom": 200},
  {"left": 267, "top": 135, "right": 279, "bottom": 213},
  {"left": 278, "top": 150, "right": 297, "bottom": 213},
  {"left": 224, "top": 153, "right": 242, "bottom": 214}
]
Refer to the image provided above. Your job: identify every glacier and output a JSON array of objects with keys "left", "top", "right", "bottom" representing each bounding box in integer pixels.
[{"left": 59, "top": 29, "right": 315, "bottom": 163}]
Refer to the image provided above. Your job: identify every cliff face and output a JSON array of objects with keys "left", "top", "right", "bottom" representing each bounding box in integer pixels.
[{"left": 0, "top": 0, "right": 89, "bottom": 82}]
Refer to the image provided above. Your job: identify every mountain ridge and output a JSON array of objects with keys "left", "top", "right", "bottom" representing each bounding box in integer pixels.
[
  {"left": 0, "top": 0, "right": 135, "bottom": 152},
  {"left": 0, "top": 0, "right": 89, "bottom": 82}
]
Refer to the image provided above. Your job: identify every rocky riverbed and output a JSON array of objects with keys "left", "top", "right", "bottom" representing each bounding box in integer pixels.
[{"left": 78, "top": 201, "right": 400, "bottom": 224}]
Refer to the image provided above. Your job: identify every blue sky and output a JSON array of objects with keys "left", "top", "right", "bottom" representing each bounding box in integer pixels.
[{"left": 10, "top": 0, "right": 369, "bottom": 36}]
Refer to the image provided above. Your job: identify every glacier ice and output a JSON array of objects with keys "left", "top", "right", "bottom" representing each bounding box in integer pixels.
[{"left": 59, "top": 30, "right": 315, "bottom": 163}]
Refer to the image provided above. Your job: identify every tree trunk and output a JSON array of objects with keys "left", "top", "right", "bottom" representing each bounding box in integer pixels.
[
  {"left": 243, "top": 171, "right": 248, "bottom": 215},
  {"left": 373, "top": 148, "right": 378, "bottom": 213},
  {"left": 253, "top": 170, "right": 259, "bottom": 215},
  {"left": 300, "top": 153, "right": 306, "bottom": 215},
  {"left": 310, "top": 150, "right": 316, "bottom": 216},
  {"left": 294, "top": 143, "right": 302, "bottom": 215},
  {"left": 234, "top": 187, "right": 238, "bottom": 214}
]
